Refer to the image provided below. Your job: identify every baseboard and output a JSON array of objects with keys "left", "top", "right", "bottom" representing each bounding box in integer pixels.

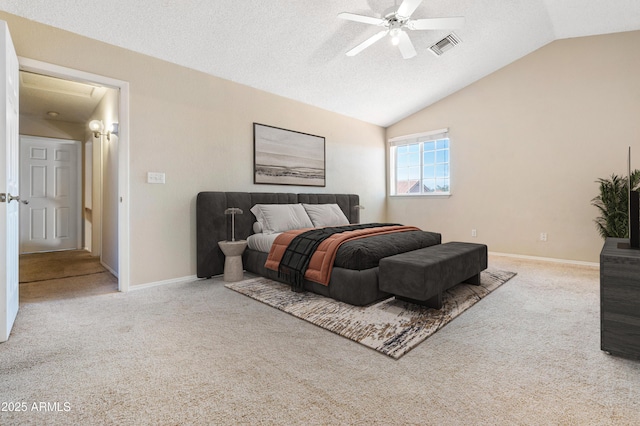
[
  {"left": 489, "top": 251, "right": 599, "bottom": 268},
  {"left": 100, "top": 261, "right": 119, "bottom": 278},
  {"left": 128, "top": 275, "right": 199, "bottom": 292}
]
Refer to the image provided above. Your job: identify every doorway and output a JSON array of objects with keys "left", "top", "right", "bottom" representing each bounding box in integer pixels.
[{"left": 18, "top": 57, "right": 130, "bottom": 292}]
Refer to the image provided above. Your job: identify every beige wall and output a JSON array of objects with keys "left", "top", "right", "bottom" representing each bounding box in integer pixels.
[
  {"left": 387, "top": 30, "right": 640, "bottom": 263},
  {"left": 0, "top": 13, "right": 386, "bottom": 286}
]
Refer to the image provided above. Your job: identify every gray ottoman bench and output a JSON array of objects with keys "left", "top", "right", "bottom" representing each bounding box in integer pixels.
[{"left": 379, "top": 242, "right": 488, "bottom": 309}]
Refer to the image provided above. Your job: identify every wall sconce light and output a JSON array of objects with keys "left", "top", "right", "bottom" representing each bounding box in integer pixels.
[
  {"left": 224, "top": 207, "right": 244, "bottom": 242},
  {"left": 89, "top": 120, "right": 119, "bottom": 141}
]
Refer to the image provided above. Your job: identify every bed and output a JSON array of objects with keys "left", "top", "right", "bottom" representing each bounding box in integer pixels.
[{"left": 196, "top": 192, "right": 441, "bottom": 305}]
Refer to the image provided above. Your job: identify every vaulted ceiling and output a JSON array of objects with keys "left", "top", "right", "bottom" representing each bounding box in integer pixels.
[{"left": 2, "top": 0, "right": 640, "bottom": 127}]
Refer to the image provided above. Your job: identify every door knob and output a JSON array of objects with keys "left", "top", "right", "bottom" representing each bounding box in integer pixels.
[{"left": 0, "top": 193, "right": 28, "bottom": 204}]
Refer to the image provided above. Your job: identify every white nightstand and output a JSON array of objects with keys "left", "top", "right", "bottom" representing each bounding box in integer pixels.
[{"left": 217, "top": 240, "right": 248, "bottom": 282}]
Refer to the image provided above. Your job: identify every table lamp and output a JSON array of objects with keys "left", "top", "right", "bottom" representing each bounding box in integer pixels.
[{"left": 224, "top": 207, "right": 243, "bottom": 241}]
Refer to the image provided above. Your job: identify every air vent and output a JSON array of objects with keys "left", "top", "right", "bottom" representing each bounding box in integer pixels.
[{"left": 428, "top": 33, "right": 461, "bottom": 57}]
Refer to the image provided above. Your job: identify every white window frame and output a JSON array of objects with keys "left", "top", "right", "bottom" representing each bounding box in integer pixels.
[{"left": 389, "top": 128, "right": 450, "bottom": 197}]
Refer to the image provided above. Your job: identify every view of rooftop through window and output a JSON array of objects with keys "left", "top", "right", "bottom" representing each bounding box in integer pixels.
[{"left": 390, "top": 131, "right": 450, "bottom": 196}]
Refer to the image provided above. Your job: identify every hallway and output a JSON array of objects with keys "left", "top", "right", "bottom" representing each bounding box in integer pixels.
[{"left": 19, "top": 250, "right": 117, "bottom": 302}]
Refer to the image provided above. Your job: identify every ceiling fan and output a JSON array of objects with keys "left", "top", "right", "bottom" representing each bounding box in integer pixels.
[{"left": 338, "top": 0, "right": 464, "bottom": 59}]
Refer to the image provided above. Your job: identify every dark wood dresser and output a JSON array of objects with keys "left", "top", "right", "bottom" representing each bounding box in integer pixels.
[{"left": 600, "top": 238, "right": 640, "bottom": 359}]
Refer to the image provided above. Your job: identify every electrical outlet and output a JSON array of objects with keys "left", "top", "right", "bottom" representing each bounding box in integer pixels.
[
  {"left": 471, "top": 229, "right": 477, "bottom": 238},
  {"left": 540, "top": 232, "right": 547, "bottom": 242},
  {"left": 147, "top": 172, "right": 166, "bottom": 184}
]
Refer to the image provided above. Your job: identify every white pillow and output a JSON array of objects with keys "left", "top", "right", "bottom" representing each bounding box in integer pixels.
[
  {"left": 302, "top": 204, "right": 350, "bottom": 228},
  {"left": 252, "top": 222, "right": 263, "bottom": 234},
  {"left": 250, "top": 204, "right": 313, "bottom": 234}
]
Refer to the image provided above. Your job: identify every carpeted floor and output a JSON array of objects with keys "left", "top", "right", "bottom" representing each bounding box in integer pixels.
[{"left": 1, "top": 255, "right": 639, "bottom": 425}]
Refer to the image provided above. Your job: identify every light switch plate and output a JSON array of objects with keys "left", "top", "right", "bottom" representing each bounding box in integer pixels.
[{"left": 147, "top": 172, "right": 165, "bottom": 184}]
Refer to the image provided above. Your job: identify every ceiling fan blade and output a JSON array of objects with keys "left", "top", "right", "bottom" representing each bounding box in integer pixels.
[
  {"left": 346, "top": 30, "right": 389, "bottom": 56},
  {"left": 397, "top": 31, "right": 417, "bottom": 59},
  {"left": 397, "top": 0, "right": 424, "bottom": 18},
  {"left": 408, "top": 16, "right": 465, "bottom": 30},
  {"left": 337, "top": 12, "right": 385, "bottom": 26}
]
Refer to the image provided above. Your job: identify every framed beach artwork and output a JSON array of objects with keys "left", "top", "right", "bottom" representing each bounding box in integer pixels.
[{"left": 253, "top": 123, "right": 326, "bottom": 187}]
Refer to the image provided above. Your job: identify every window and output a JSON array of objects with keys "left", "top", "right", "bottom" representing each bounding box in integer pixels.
[{"left": 389, "top": 129, "right": 450, "bottom": 196}]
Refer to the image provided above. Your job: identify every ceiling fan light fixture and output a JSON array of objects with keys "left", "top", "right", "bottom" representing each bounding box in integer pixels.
[
  {"left": 339, "top": 0, "right": 465, "bottom": 59},
  {"left": 390, "top": 28, "right": 401, "bottom": 46}
]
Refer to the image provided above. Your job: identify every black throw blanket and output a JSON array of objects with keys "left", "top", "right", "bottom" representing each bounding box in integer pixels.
[{"left": 279, "top": 223, "right": 399, "bottom": 292}]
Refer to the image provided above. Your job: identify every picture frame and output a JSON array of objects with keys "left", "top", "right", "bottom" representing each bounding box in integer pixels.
[{"left": 253, "top": 123, "right": 326, "bottom": 187}]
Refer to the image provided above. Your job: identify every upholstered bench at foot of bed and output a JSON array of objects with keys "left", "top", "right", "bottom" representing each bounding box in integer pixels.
[{"left": 378, "top": 242, "right": 488, "bottom": 309}]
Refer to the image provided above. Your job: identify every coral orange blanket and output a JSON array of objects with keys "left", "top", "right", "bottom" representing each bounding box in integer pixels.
[{"left": 264, "top": 225, "right": 420, "bottom": 286}]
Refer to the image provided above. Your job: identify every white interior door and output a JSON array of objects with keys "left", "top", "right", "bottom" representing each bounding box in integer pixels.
[
  {"left": 1, "top": 21, "right": 20, "bottom": 342},
  {"left": 19, "top": 136, "right": 80, "bottom": 253}
]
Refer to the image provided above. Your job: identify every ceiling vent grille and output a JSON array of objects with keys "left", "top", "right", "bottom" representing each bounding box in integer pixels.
[{"left": 428, "top": 33, "right": 461, "bottom": 56}]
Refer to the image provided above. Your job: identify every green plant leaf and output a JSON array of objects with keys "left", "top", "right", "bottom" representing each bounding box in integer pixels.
[{"left": 592, "top": 170, "right": 640, "bottom": 239}]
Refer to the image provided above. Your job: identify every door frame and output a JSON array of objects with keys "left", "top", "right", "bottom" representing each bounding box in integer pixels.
[
  {"left": 19, "top": 135, "right": 82, "bottom": 253},
  {"left": 18, "top": 57, "right": 131, "bottom": 292}
]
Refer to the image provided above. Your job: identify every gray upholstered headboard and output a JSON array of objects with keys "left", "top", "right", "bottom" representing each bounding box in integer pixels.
[{"left": 196, "top": 192, "right": 360, "bottom": 278}]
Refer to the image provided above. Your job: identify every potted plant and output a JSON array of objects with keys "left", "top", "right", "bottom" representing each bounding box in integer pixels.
[{"left": 592, "top": 170, "right": 640, "bottom": 238}]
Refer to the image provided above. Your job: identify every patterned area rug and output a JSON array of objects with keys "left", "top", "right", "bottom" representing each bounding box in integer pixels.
[{"left": 226, "top": 269, "right": 516, "bottom": 359}]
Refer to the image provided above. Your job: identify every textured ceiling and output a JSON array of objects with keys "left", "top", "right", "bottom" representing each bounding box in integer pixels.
[{"left": 1, "top": 0, "right": 639, "bottom": 127}]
